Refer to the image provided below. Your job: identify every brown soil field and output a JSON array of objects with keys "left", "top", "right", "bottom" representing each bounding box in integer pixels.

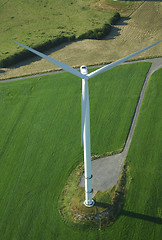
[
  {"left": 91, "top": 0, "right": 141, "bottom": 16},
  {"left": 0, "top": 1, "right": 162, "bottom": 80}
]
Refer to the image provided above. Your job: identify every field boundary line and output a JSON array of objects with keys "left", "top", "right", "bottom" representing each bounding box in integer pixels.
[
  {"left": 128, "top": 1, "right": 145, "bottom": 17},
  {"left": 0, "top": 58, "right": 161, "bottom": 83}
]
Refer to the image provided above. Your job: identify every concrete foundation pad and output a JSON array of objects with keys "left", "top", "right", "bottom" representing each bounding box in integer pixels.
[{"left": 79, "top": 152, "right": 125, "bottom": 192}]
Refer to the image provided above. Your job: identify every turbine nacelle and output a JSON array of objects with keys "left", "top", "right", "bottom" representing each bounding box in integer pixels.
[
  {"left": 80, "top": 65, "right": 89, "bottom": 80},
  {"left": 80, "top": 65, "right": 88, "bottom": 75}
]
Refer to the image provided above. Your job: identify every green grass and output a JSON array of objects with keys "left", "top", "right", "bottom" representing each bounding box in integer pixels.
[
  {"left": 105, "top": 0, "right": 134, "bottom": 7},
  {"left": 99, "top": 68, "right": 162, "bottom": 239},
  {"left": 0, "top": 62, "right": 154, "bottom": 239},
  {"left": 89, "top": 63, "right": 151, "bottom": 155},
  {"left": 1, "top": 0, "right": 115, "bottom": 64}
]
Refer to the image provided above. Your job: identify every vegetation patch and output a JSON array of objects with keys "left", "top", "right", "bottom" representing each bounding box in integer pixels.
[
  {"left": 58, "top": 158, "right": 130, "bottom": 228},
  {"left": 0, "top": 12, "right": 121, "bottom": 68},
  {"left": 1, "top": 0, "right": 119, "bottom": 67},
  {"left": 0, "top": 0, "right": 140, "bottom": 68},
  {"left": 78, "top": 13, "right": 120, "bottom": 40}
]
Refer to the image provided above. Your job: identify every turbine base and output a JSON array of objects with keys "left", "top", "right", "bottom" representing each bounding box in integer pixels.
[{"left": 84, "top": 199, "right": 95, "bottom": 208}]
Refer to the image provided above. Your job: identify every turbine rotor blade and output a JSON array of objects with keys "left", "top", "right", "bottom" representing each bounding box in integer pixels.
[
  {"left": 14, "top": 41, "right": 85, "bottom": 79},
  {"left": 88, "top": 40, "right": 161, "bottom": 79}
]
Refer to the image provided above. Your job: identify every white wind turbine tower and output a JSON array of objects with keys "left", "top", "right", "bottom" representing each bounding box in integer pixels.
[{"left": 14, "top": 40, "right": 161, "bottom": 207}]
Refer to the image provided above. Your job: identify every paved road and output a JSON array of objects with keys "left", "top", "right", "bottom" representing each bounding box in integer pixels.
[{"left": 79, "top": 57, "right": 162, "bottom": 195}]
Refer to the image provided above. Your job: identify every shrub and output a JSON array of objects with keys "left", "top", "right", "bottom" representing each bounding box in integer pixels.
[
  {"left": 78, "top": 24, "right": 111, "bottom": 40},
  {"left": 110, "top": 12, "right": 120, "bottom": 25}
]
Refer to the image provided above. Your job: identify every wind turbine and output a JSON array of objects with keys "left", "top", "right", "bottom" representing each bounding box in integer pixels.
[{"left": 14, "top": 40, "right": 161, "bottom": 207}]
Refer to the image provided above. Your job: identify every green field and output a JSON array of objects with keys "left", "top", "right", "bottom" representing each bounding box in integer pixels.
[
  {"left": 1, "top": 63, "right": 162, "bottom": 240},
  {"left": 100, "top": 68, "right": 162, "bottom": 239},
  {"left": 1, "top": 0, "right": 115, "bottom": 65}
]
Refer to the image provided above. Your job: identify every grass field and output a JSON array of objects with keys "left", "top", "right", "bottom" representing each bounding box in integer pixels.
[
  {"left": 1, "top": 0, "right": 120, "bottom": 65},
  {"left": 0, "top": 63, "right": 151, "bottom": 239},
  {"left": 99, "top": 68, "right": 162, "bottom": 240}
]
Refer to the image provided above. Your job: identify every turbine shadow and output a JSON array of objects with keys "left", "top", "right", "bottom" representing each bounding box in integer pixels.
[
  {"left": 95, "top": 201, "right": 111, "bottom": 209},
  {"left": 94, "top": 202, "right": 162, "bottom": 225},
  {"left": 121, "top": 209, "right": 162, "bottom": 224}
]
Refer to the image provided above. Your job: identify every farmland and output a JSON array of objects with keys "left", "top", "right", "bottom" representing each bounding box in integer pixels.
[
  {"left": 0, "top": 0, "right": 148, "bottom": 80},
  {"left": 0, "top": 62, "right": 154, "bottom": 239},
  {"left": 1, "top": 0, "right": 124, "bottom": 66},
  {"left": 100, "top": 67, "right": 162, "bottom": 240},
  {"left": 1, "top": 1, "right": 161, "bottom": 80}
]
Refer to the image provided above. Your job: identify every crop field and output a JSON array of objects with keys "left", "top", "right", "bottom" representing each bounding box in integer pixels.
[{"left": 0, "top": 62, "right": 152, "bottom": 239}]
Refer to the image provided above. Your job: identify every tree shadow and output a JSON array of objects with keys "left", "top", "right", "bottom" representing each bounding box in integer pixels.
[
  {"left": 103, "top": 26, "right": 121, "bottom": 40},
  {"left": 9, "top": 55, "right": 42, "bottom": 69},
  {"left": 103, "top": 17, "right": 130, "bottom": 40},
  {"left": 0, "top": 69, "right": 5, "bottom": 73},
  {"left": 117, "top": 17, "right": 130, "bottom": 26},
  {"left": 9, "top": 41, "right": 73, "bottom": 69}
]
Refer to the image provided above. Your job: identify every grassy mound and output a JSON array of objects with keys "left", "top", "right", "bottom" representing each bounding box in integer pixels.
[{"left": 58, "top": 159, "right": 130, "bottom": 228}]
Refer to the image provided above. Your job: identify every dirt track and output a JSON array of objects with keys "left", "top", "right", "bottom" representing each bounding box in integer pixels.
[{"left": 0, "top": 1, "right": 161, "bottom": 80}]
